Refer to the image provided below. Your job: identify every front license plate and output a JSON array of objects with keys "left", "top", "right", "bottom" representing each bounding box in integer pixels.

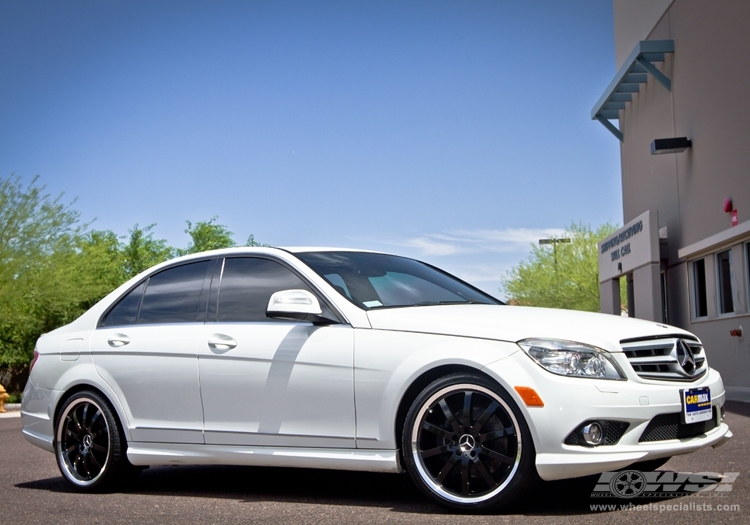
[{"left": 682, "top": 387, "right": 712, "bottom": 424}]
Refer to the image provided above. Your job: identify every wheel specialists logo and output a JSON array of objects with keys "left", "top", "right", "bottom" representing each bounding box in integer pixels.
[{"left": 591, "top": 471, "right": 740, "bottom": 499}]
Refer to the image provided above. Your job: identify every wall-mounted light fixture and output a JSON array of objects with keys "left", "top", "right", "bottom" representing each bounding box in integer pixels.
[{"left": 650, "top": 137, "right": 692, "bottom": 155}]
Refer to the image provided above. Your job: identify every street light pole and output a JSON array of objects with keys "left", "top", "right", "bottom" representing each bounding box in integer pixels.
[
  {"left": 539, "top": 238, "right": 571, "bottom": 305},
  {"left": 539, "top": 238, "right": 571, "bottom": 270}
]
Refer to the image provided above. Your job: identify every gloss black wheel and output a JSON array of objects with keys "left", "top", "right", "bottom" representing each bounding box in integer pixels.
[
  {"left": 54, "top": 391, "right": 133, "bottom": 490},
  {"left": 402, "top": 373, "right": 536, "bottom": 512}
]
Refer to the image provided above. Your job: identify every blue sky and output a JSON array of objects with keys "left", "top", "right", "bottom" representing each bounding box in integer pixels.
[{"left": 0, "top": 1, "right": 622, "bottom": 299}]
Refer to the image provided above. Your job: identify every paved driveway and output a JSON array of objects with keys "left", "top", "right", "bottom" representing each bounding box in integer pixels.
[{"left": 1, "top": 402, "right": 747, "bottom": 524}]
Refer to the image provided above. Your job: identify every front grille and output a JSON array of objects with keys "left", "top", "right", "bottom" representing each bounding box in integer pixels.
[
  {"left": 565, "top": 420, "right": 630, "bottom": 446},
  {"left": 620, "top": 336, "right": 707, "bottom": 381},
  {"left": 638, "top": 408, "right": 718, "bottom": 442}
]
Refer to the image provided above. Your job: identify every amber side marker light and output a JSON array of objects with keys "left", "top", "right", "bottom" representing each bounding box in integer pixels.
[{"left": 514, "top": 386, "right": 544, "bottom": 407}]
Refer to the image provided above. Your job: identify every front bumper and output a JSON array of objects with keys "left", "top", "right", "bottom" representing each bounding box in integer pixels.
[{"left": 482, "top": 351, "right": 731, "bottom": 481}]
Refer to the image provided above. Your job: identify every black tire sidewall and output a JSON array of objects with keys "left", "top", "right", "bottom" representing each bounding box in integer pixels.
[{"left": 402, "top": 372, "right": 537, "bottom": 513}]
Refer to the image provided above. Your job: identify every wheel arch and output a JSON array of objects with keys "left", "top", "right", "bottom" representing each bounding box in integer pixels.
[
  {"left": 394, "top": 364, "right": 500, "bottom": 460},
  {"left": 53, "top": 382, "right": 131, "bottom": 442}
]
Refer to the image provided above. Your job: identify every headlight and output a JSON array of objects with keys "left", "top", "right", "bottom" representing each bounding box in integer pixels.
[{"left": 518, "top": 338, "right": 626, "bottom": 380}]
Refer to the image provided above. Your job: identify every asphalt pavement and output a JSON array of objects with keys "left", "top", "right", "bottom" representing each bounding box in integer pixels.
[{"left": 1, "top": 402, "right": 747, "bottom": 524}]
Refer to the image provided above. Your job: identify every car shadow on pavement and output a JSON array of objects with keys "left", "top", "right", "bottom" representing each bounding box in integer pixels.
[
  {"left": 725, "top": 400, "right": 750, "bottom": 417},
  {"left": 16, "top": 465, "right": 636, "bottom": 515}
]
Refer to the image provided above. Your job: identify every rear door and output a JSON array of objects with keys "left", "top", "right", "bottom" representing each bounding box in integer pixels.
[{"left": 91, "top": 259, "right": 213, "bottom": 444}]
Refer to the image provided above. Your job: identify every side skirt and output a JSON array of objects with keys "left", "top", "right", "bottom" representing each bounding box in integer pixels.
[{"left": 127, "top": 443, "right": 403, "bottom": 473}]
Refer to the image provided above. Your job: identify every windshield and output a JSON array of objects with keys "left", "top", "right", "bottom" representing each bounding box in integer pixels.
[{"left": 295, "top": 251, "right": 501, "bottom": 310}]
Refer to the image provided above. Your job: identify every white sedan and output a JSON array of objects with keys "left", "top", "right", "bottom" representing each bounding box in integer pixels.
[{"left": 21, "top": 247, "right": 732, "bottom": 512}]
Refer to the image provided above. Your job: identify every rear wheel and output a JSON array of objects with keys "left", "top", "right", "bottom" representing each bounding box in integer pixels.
[
  {"left": 54, "top": 390, "right": 138, "bottom": 491},
  {"left": 402, "top": 373, "right": 537, "bottom": 512}
]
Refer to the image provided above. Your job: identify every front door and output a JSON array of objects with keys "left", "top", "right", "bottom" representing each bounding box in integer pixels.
[{"left": 197, "top": 256, "right": 355, "bottom": 448}]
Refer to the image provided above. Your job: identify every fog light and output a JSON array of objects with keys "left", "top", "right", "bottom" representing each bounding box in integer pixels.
[{"left": 582, "top": 422, "right": 603, "bottom": 446}]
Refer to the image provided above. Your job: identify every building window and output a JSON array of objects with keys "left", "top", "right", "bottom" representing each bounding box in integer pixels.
[
  {"left": 692, "top": 259, "right": 708, "bottom": 318},
  {"left": 716, "top": 250, "right": 734, "bottom": 314}
]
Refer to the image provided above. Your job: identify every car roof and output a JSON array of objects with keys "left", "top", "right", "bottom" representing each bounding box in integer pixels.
[{"left": 281, "top": 246, "right": 385, "bottom": 254}]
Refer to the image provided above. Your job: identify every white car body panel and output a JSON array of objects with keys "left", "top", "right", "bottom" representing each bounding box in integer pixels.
[
  {"left": 199, "top": 322, "right": 355, "bottom": 447},
  {"left": 91, "top": 324, "right": 205, "bottom": 444},
  {"left": 126, "top": 443, "right": 400, "bottom": 473},
  {"left": 366, "top": 304, "right": 692, "bottom": 352}
]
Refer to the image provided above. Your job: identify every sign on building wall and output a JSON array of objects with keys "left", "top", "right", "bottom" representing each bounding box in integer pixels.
[{"left": 598, "top": 209, "right": 659, "bottom": 282}]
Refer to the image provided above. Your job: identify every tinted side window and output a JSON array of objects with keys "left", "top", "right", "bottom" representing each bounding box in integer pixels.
[
  {"left": 101, "top": 282, "right": 145, "bottom": 327},
  {"left": 217, "top": 258, "right": 313, "bottom": 322},
  {"left": 138, "top": 261, "right": 210, "bottom": 324}
]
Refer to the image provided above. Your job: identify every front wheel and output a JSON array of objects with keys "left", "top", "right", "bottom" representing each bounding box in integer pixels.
[
  {"left": 54, "top": 390, "right": 136, "bottom": 491},
  {"left": 402, "top": 373, "right": 537, "bottom": 512}
]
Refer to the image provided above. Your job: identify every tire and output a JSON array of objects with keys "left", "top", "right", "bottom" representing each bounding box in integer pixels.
[
  {"left": 402, "top": 373, "right": 537, "bottom": 513},
  {"left": 54, "top": 390, "right": 138, "bottom": 491}
]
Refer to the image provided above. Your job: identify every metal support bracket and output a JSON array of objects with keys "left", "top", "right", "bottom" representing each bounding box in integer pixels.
[{"left": 635, "top": 56, "right": 672, "bottom": 91}]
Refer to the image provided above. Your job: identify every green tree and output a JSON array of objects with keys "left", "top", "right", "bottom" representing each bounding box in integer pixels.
[
  {"left": 73, "top": 230, "right": 128, "bottom": 307},
  {"left": 179, "top": 216, "right": 236, "bottom": 255},
  {"left": 0, "top": 175, "right": 84, "bottom": 370},
  {"left": 122, "top": 223, "right": 174, "bottom": 277},
  {"left": 500, "top": 222, "right": 622, "bottom": 312},
  {"left": 245, "top": 233, "right": 271, "bottom": 247}
]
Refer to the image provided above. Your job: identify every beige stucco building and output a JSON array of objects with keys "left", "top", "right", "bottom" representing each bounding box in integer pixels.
[{"left": 594, "top": 1, "right": 750, "bottom": 401}]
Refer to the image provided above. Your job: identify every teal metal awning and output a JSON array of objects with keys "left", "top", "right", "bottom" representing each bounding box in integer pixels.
[{"left": 591, "top": 40, "right": 674, "bottom": 141}]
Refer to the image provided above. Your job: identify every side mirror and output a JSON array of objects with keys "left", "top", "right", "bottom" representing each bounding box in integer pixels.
[{"left": 266, "top": 289, "right": 336, "bottom": 324}]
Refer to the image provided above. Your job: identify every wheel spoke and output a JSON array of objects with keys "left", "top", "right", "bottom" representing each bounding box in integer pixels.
[
  {"left": 435, "top": 454, "right": 459, "bottom": 483},
  {"left": 82, "top": 455, "right": 92, "bottom": 479},
  {"left": 462, "top": 392, "right": 473, "bottom": 426},
  {"left": 422, "top": 421, "right": 453, "bottom": 440},
  {"left": 90, "top": 409, "right": 102, "bottom": 427},
  {"left": 461, "top": 458, "right": 470, "bottom": 495},
  {"left": 82, "top": 404, "right": 89, "bottom": 428},
  {"left": 479, "top": 425, "right": 516, "bottom": 442},
  {"left": 73, "top": 453, "right": 83, "bottom": 476},
  {"left": 89, "top": 451, "right": 102, "bottom": 471},
  {"left": 421, "top": 444, "right": 453, "bottom": 458},
  {"left": 438, "top": 399, "right": 462, "bottom": 432},
  {"left": 479, "top": 445, "right": 514, "bottom": 465},
  {"left": 72, "top": 410, "right": 82, "bottom": 432},
  {"left": 471, "top": 401, "right": 499, "bottom": 433},
  {"left": 66, "top": 444, "right": 77, "bottom": 453},
  {"left": 92, "top": 444, "right": 107, "bottom": 453},
  {"left": 472, "top": 456, "right": 498, "bottom": 488}
]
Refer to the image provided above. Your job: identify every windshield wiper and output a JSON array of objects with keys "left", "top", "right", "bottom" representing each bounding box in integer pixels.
[{"left": 408, "top": 300, "right": 482, "bottom": 307}]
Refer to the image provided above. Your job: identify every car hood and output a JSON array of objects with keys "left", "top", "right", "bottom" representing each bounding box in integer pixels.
[{"left": 365, "top": 304, "right": 693, "bottom": 352}]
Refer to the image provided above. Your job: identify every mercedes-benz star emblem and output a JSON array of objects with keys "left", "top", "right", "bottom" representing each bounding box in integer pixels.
[
  {"left": 458, "top": 434, "right": 476, "bottom": 452},
  {"left": 675, "top": 339, "right": 696, "bottom": 375}
]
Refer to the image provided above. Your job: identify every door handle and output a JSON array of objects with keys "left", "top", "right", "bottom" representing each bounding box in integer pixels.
[
  {"left": 107, "top": 334, "right": 130, "bottom": 347},
  {"left": 208, "top": 334, "right": 237, "bottom": 352}
]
